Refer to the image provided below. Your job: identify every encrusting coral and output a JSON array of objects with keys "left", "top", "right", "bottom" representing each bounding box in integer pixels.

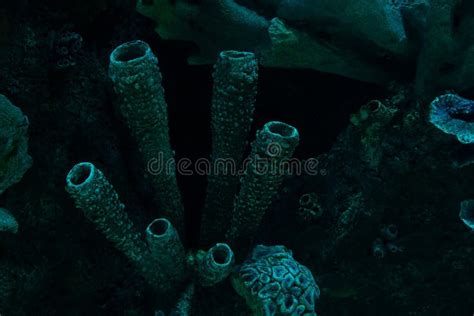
[
  {"left": 65, "top": 40, "right": 318, "bottom": 314},
  {"left": 0, "top": 94, "right": 32, "bottom": 195}
]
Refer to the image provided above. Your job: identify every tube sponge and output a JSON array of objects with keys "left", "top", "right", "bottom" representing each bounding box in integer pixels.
[
  {"left": 108, "top": 40, "right": 184, "bottom": 233},
  {"left": 0, "top": 94, "right": 32, "bottom": 194},
  {"left": 200, "top": 50, "right": 258, "bottom": 245},
  {"left": 227, "top": 121, "right": 299, "bottom": 250},
  {"left": 146, "top": 218, "right": 188, "bottom": 287},
  {"left": 65, "top": 162, "right": 172, "bottom": 291},
  {"left": 0, "top": 208, "right": 18, "bottom": 233},
  {"left": 196, "top": 243, "right": 235, "bottom": 287},
  {"left": 430, "top": 94, "right": 474, "bottom": 144},
  {"left": 232, "top": 245, "right": 320, "bottom": 315}
]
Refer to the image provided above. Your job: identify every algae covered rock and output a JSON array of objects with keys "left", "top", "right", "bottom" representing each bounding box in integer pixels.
[
  {"left": 0, "top": 94, "right": 32, "bottom": 194},
  {"left": 232, "top": 245, "right": 320, "bottom": 315}
]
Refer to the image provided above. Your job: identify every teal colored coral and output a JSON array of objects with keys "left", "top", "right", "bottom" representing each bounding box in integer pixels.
[
  {"left": 146, "top": 218, "right": 188, "bottom": 288},
  {"left": 65, "top": 162, "right": 184, "bottom": 293},
  {"left": 201, "top": 50, "right": 258, "bottom": 245},
  {"left": 232, "top": 245, "right": 320, "bottom": 316},
  {"left": 0, "top": 208, "right": 18, "bottom": 233},
  {"left": 196, "top": 243, "right": 235, "bottom": 287},
  {"left": 227, "top": 121, "right": 299, "bottom": 251},
  {"left": 108, "top": 40, "right": 184, "bottom": 234},
  {"left": 0, "top": 94, "right": 32, "bottom": 195},
  {"left": 430, "top": 94, "right": 474, "bottom": 144}
]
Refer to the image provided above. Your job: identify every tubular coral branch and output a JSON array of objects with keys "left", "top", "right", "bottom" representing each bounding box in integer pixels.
[
  {"left": 65, "top": 162, "right": 187, "bottom": 293},
  {"left": 108, "top": 40, "right": 184, "bottom": 234},
  {"left": 227, "top": 121, "right": 300, "bottom": 252},
  {"left": 200, "top": 50, "right": 258, "bottom": 245}
]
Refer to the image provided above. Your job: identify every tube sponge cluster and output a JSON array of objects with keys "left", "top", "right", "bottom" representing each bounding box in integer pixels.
[
  {"left": 227, "top": 121, "right": 300, "bottom": 250},
  {"left": 66, "top": 162, "right": 186, "bottom": 293},
  {"left": 109, "top": 40, "right": 184, "bottom": 233},
  {"left": 201, "top": 50, "right": 259, "bottom": 244},
  {"left": 232, "top": 245, "right": 320, "bottom": 316},
  {"left": 65, "top": 41, "right": 311, "bottom": 313}
]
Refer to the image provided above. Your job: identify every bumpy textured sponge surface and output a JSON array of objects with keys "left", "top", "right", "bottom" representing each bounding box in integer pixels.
[
  {"left": 109, "top": 40, "right": 184, "bottom": 232},
  {"left": 196, "top": 243, "right": 235, "bottom": 287},
  {"left": 66, "top": 162, "right": 146, "bottom": 264},
  {"left": 227, "top": 121, "right": 299, "bottom": 250},
  {"left": 0, "top": 94, "right": 32, "bottom": 194},
  {"left": 232, "top": 245, "right": 320, "bottom": 316},
  {"left": 201, "top": 50, "right": 258, "bottom": 244}
]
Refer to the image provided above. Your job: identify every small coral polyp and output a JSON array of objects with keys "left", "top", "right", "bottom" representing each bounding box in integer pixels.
[{"left": 430, "top": 94, "right": 474, "bottom": 144}]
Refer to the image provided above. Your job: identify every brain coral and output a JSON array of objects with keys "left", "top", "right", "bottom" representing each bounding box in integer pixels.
[
  {"left": 429, "top": 94, "right": 474, "bottom": 144},
  {"left": 232, "top": 245, "right": 320, "bottom": 315}
]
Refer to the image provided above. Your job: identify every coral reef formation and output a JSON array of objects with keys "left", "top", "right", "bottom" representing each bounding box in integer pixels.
[
  {"left": 64, "top": 40, "right": 311, "bottom": 313},
  {"left": 66, "top": 162, "right": 184, "bottom": 293},
  {"left": 232, "top": 245, "right": 320, "bottom": 315},
  {"left": 2, "top": 1, "right": 473, "bottom": 314},
  {"left": 0, "top": 94, "right": 32, "bottom": 194}
]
